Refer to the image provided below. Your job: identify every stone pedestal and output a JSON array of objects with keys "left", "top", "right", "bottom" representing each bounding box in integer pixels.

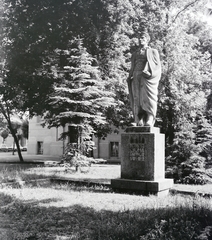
[{"left": 111, "top": 127, "right": 173, "bottom": 196}]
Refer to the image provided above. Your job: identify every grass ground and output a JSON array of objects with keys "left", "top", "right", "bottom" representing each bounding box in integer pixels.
[
  {"left": 0, "top": 184, "right": 212, "bottom": 240},
  {"left": 0, "top": 164, "right": 212, "bottom": 239},
  {"left": 25, "top": 164, "right": 212, "bottom": 194}
]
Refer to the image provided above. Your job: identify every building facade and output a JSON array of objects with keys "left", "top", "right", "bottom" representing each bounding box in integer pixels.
[{"left": 27, "top": 116, "right": 123, "bottom": 163}]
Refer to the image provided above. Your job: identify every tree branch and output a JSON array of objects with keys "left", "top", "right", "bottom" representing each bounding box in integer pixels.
[{"left": 172, "top": 0, "right": 200, "bottom": 23}]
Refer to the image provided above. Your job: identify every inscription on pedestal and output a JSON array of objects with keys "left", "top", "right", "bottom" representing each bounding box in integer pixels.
[{"left": 129, "top": 136, "right": 145, "bottom": 161}]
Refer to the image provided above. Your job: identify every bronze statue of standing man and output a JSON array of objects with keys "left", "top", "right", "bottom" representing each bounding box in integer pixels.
[{"left": 127, "top": 31, "right": 161, "bottom": 127}]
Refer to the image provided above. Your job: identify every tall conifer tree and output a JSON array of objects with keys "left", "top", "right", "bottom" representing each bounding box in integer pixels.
[{"left": 44, "top": 38, "right": 115, "bottom": 144}]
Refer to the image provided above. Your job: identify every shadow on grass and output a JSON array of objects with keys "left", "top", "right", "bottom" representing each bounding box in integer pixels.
[{"left": 0, "top": 192, "right": 212, "bottom": 240}]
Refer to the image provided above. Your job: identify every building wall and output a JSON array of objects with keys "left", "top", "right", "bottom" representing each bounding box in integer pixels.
[
  {"left": 93, "top": 130, "right": 123, "bottom": 162},
  {"left": 28, "top": 116, "right": 124, "bottom": 162},
  {"left": 28, "top": 116, "right": 64, "bottom": 156}
]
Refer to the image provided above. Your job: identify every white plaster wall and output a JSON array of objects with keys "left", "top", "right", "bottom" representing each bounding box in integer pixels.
[
  {"left": 28, "top": 116, "right": 123, "bottom": 162},
  {"left": 93, "top": 129, "right": 123, "bottom": 162},
  {"left": 28, "top": 116, "right": 63, "bottom": 156}
]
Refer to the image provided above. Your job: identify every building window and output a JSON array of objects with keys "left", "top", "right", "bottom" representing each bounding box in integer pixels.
[
  {"left": 37, "top": 141, "right": 43, "bottom": 155},
  {"left": 68, "top": 126, "right": 78, "bottom": 143},
  {"left": 110, "top": 142, "right": 119, "bottom": 157}
]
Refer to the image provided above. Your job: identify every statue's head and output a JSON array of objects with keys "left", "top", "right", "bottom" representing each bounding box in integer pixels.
[
  {"left": 132, "top": 23, "right": 151, "bottom": 47},
  {"left": 141, "top": 31, "right": 150, "bottom": 42},
  {"left": 139, "top": 31, "right": 150, "bottom": 46}
]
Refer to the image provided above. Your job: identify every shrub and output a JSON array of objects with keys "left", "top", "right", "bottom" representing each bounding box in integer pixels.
[
  {"left": 165, "top": 120, "right": 210, "bottom": 184},
  {"left": 60, "top": 143, "right": 106, "bottom": 172}
]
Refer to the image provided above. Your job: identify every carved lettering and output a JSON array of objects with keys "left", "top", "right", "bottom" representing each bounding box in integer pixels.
[
  {"left": 129, "top": 143, "right": 145, "bottom": 161},
  {"left": 129, "top": 135, "right": 146, "bottom": 161}
]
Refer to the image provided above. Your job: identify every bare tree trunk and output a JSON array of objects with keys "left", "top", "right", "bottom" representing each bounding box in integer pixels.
[
  {"left": 8, "top": 125, "right": 24, "bottom": 162},
  {"left": 0, "top": 102, "right": 24, "bottom": 162},
  {"left": 12, "top": 141, "right": 15, "bottom": 155},
  {"left": 13, "top": 132, "right": 24, "bottom": 162}
]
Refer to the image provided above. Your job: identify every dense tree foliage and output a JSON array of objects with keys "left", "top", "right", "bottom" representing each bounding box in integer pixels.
[
  {"left": 43, "top": 37, "right": 116, "bottom": 145},
  {"left": 0, "top": 0, "right": 211, "bottom": 181},
  {"left": 157, "top": 2, "right": 212, "bottom": 183}
]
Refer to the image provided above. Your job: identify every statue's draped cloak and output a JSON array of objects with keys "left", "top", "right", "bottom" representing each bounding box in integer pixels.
[{"left": 128, "top": 47, "right": 161, "bottom": 120}]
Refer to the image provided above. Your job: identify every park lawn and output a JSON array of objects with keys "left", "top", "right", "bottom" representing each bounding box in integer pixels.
[
  {"left": 0, "top": 184, "right": 212, "bottom": 240},
  {"left": 0, "top": 164, "right": 212, "bottom": 195},
  {"left": 1, "top": 163, "right": 212, "bottom": 195},
  {"left": 25, "top": 164, "right": 212, "bottom": 194},
  {"left": 25, "top": 164, "right": 121, "bottom": 180},
  {"left": 0, "top": 165, "right": 212, "bottom": 239}
]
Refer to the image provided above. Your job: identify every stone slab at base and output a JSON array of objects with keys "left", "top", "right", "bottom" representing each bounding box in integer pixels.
[{"left": 111, "top": 178, "right": 173, "bottom": 197}]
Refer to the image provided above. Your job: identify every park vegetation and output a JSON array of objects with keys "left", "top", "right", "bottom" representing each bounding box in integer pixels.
[
  {"left": 0, "top": 0, "right": 211, "bottom": 183},
  {"left": 0, "top": 180, "right": 212, "bottom": 239},
  {"left": 0, "top": 156, "right": 212, "bottom": 239}
]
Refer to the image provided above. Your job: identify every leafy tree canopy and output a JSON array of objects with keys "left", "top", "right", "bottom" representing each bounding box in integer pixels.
[{"left": 0, "top": 0, "right": 212, "bottom": 179}]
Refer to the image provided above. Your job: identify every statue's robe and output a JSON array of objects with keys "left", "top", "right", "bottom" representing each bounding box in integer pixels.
[{"left": 128, "top": 47, "right": 161, "bottom": 122}]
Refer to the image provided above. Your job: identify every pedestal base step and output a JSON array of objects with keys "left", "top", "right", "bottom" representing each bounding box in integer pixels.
[{"left": 111, "top": 178, "right": 173, "bottom": 197}]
